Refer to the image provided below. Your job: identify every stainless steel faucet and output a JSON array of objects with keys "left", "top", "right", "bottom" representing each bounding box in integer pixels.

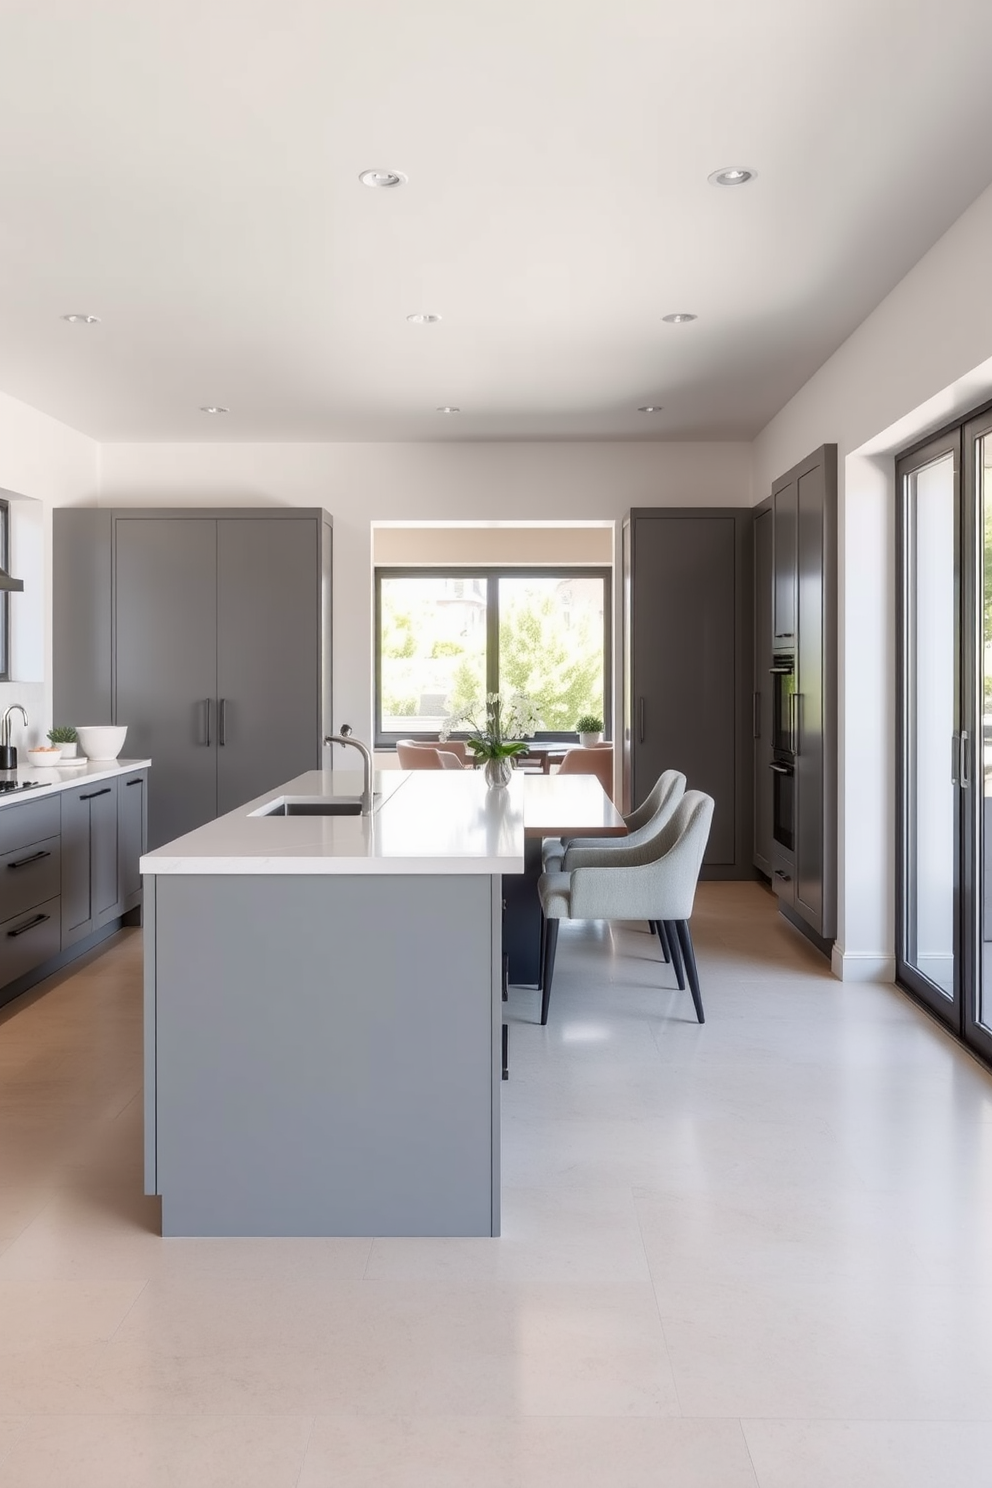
[
  {"left": 1, "top": 703, "right": 28, "bottom": 746},
  {"left": 323, "top": 724, "right": 373, "bottom": 815}
]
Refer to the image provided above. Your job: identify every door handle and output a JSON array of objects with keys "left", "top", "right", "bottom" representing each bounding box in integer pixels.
[
  {"left": 80, "top": 787, "right": 111, "bottom": 801},
  {"left": 125, "top": 778, "right": 143, "bottom": 787},
  {"left": 768, "top": 762, "right": 792, "bottom": 775},
  {"left": 7, "top": 911, "right": 50, "bottom": 938},
  {"left": 753, "top": 691, "right": 761, "bottom": 739},
  {"left": 952, "top": 733, "right": 960, "bottom": 784},
  {"left": 204, "top": 697, "right": 212, "bottom": 747},
  {"left": 219, "top": 698, "right": 227, "bottom": 746},
  {"left": 790, "top": 693, "right": 800, "bottom": 756},
  {"left": 7, "top": 849, "right": 51, "bottom": 869},
  {"left": 961, "top": 729, "right": 970, "bottom": 789},
  {"left": 638, "top": 697, "right": 645, "bottom": 744}
]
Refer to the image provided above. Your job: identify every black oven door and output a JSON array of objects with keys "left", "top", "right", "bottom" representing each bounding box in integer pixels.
[
  {"left": 770, "top": 657, "right": 796, "bottom": 756},
  {"left": 770, "top": 759, "right": 795, "bottom": 852}
]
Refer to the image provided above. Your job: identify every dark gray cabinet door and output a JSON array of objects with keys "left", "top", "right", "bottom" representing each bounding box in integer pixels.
[
  {"left": 796, "top": 463, "right": 826, "bottom": 927},
  {"left": 753, "top": 507, "right": 774, "bottom": 875},
  {"left": 89, "top": 780, "right": 119, "bottom": 928},
  {"left": 216, "top": 518, "right": 320, "bottom": 815},
  {"left": 773, "top": 478, "right": 798, "bottom": 644},
  {"left": 115, "top": 519, "right": 218, "bottom": 849},
  {"left": 118, "top": 770, "right": 147, "bottom": 912},
  {"left": 61, "top": 784, "right": 93, "bottom": 946},
  {"left": 630, "top": 514, "right": 739, "bottom": 867}
]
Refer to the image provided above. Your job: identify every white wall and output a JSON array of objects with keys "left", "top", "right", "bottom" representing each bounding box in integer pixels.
[
  {"left": 98, "top": 440, "right": 752, "bottom": 747},
  {"left": 752, "top": 180, "right": 992, "bottom": 980},
  {"left": 0, "top": 388, "right": 99, "bottom": 752}
]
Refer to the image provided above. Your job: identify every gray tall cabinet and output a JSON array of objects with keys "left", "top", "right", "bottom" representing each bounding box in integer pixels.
[
  {"left": 54, "top": 508, "right": 332, "bottom": 849},
  {"left": 622, "top": 507, "right": 753, "bottom": 878}
]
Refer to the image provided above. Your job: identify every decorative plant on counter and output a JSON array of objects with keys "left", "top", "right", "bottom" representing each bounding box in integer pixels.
[
  {"left": 441, "top": 692, "right": 539, "bottom": 788},
  {"left": 47, "top": 724, "right": 78, "bottom": 758}
]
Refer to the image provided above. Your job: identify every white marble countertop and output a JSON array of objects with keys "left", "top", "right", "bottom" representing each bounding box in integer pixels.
[
  {"left": 0, "top": 757, "right": 152, "bottom": 807},
  {"left": 141, "top": 768, "right": 529, "bottom": 876}
]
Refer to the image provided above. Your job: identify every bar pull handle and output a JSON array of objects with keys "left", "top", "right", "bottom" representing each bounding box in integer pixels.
[
  {"left": 753, "top": 691, "right": 761, "bottom": 739},
  {"left": 80, "top": 787, "right": 111, "bottom": 801},
  {"left": 7, "top": 912, "right": 50, "bottom": 938},
  {"left": 952, "top": 733, "right": 960, "bottom": 784},
  {"left": 204, "top": 697, "right": 212, "bottom": 747},
  {"left": 773, "top": 868, "right": 792, "bottom": 883},
  {"left": 638, "top": 697, "right": 645, "bottom": 744},
  {"left": 961, "top": 729, "right": 970, "bottom": 789},
  {"left": 125, "top": 777, "right": 143, "bottom": 787},
  {"left": 790, "top": 693, "right": 801, "bottom": 756},
  {"left": 768, "top": 762, "right": 792, "bottom": 775},
  {"left": 219, "top": 698, "right": 227, "bottom": 746},
  {"left": 7, "top": 849, "right": 51, "bottom": 869}
]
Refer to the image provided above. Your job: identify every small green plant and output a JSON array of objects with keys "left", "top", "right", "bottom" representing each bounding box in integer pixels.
[
  {"left": 575, "top": 713, "right": 603, "bottom": 734},
  {"left": 47, "top": 725, "right": 78, "bottom": 744}
]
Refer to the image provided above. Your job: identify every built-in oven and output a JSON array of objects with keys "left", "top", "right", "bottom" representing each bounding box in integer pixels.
[{"left": 769, "top": 652, "right": 796, "bottom": 852}]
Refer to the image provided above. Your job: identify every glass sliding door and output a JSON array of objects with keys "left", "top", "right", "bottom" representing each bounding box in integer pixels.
[
  {"left": 896, "top": 433, "right": 962, "bottom": 1026},
  {"left": 964, "top": 412, "right": 992, "bottom": 1060}
]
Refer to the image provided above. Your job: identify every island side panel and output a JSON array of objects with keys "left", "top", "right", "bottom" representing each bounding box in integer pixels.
[
  {"left": 143, "top": 877, "right": 157, "bottom": 1196},
  {"left": 153, "top": 873, "right": 499, "bottom": 1237}
]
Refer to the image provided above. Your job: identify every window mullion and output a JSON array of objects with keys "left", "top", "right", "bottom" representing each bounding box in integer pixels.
[{"left": 486, "top": 574, "right": 499, "bottom": 697}]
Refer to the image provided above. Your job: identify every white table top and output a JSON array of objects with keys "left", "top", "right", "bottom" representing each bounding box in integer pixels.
[
  {"left": 0, "top": 757, "right": 152, "bottom": 808},
  {"left": 141, "top": 768, "right": 624, "bottom": 876}
]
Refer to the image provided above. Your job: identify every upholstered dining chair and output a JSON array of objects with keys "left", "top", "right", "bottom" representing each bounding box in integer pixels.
[
  {"left": 542, "top": 767, "right": 686, "bottom": 874},
  {"left": 537, "top": 789, "right": 714, "bottom": 1026},
  {"left": 396, "top": 740, "right": 465, "bottom": 769},
  {"left": 555, "top": 744, "right": 614, "bottom": 796},
  {"left": 396, "top": 738, "right": 470, "bottom": 766}
]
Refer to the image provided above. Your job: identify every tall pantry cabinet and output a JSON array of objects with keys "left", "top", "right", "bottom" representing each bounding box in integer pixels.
[{"left": 54, "top": 508, "right": 333, "bottom": 849}]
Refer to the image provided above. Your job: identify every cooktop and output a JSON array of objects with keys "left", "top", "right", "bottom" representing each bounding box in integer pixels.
[{"left": 0, "top": 780, "right": 53, "bottom": 794}]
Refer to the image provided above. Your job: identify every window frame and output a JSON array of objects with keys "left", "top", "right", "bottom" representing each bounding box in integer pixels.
[
  {"left": 0, "top": 498, "right": 9, "bottom": 682},
  {"left": 374, "top": 565, "right": 613, "bottom": 748}
]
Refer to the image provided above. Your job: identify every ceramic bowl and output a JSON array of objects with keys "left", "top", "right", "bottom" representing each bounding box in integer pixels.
[
  {"left": 76, "top": 725, "right": 128, "bottom": 761},
  {"left": 26, "top": 746, "right": 64, "bottom": 768}
]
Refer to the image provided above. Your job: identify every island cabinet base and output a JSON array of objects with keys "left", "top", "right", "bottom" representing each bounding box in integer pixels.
[{"left": 144, "top": 873, "right": 502, "bottom": 1237}]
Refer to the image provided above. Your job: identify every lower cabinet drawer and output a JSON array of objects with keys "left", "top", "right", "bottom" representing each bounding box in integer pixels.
[
  {"left": 771, "top": 851, "right": 796, "bottom": 908},
  {"left": 0, "top": 896, "right": 61, "bottom": 990},
  {"left": 1, "top": 835, "right": 61, "bottom": 922}
]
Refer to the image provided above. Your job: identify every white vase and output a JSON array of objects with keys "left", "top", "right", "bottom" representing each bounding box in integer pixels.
[
  {"left": 56, "top": 742, "right": 78, "bottom": 759},
  {"left": 578, "top": 731, "right": 603, "bottom": 748},
  {"left": 484, "top": 756, "right": 513, "bottom": 789}
]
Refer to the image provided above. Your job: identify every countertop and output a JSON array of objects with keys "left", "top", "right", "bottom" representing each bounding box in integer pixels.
[
  {"left": 141, "top": 768, "right": 533, "bottom": 876},
  {"left": 0, "top": 757, "right": 152, "bottom": 808}
]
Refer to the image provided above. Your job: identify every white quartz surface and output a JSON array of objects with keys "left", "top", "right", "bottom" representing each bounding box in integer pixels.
[
  {"left": 141, "top": 768, "right": 528, "bottom": 875},
  {"left": 0, "top": 757, "right": 152, "bottom": 807}
]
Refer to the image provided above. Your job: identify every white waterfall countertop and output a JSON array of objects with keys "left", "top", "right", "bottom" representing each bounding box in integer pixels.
[{"left": 141, "top": 768, "right": 527, "bottom": 876}]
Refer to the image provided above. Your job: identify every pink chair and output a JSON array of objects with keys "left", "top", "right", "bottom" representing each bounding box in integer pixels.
[
  {"left": 397, "top": 740, "right": 465, "bottom": 769},
  {"left": 556, "top": 744, "right": 614, "bottom": 797},
  {"left": 396, "top": 738, "right": 469, "bottom": 766}
]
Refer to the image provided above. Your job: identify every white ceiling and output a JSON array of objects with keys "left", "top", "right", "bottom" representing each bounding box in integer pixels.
[{"left": 0, "top": 0, "right": 991, "bottom": 443}]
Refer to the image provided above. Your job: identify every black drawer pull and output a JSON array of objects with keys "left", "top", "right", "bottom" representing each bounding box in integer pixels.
[
  {"left": 80, "top": 787, "right": 111, "bottom": 801},
  {"left": 125, "top": 778, "right": 143, "bottom": 787},
  {"left": 7, "top": 912, "right": 50, "bottom": 938},
  {"left": 774, "top": 869, "right": 792, "bottom": 883},
  {"left": 7, "top": 849, "right": 51, "bottom": 870}
]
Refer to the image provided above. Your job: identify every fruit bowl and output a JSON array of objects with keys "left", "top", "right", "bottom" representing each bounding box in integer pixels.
[
  {"left": 26, "top": 746, "right": 63, "bottom": 768},
  {"left": 76, "top": 725, "right": 128, "bottom": 761}
]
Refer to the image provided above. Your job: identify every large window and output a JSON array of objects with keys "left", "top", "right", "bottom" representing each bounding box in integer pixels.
[
  {"left": 0, "top": 499, "right": 9, "bottom": 682},
  {"left": 375, "top": 567, "right": 611, "bottom": 745}
]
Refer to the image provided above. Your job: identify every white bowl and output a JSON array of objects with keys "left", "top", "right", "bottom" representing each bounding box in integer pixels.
[
  {"left": 26, "top": 746, "right": 63, "bottom": 768},
  {"left": 76, "top": 725, "right": 128, "bottom": 761}
]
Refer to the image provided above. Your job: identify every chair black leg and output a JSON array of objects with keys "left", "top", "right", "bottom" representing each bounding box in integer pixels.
[
  {"left": 675, "top": 919, "right": 705, "bottom": 1024},
  {"left": 502, "top": 1022, "right": 509, "bottom": 1079},
  {"left": 648, "top": 919, "right": 656, "bottom": 934},
  {"left": 538, "top": 913, "right": 546, "bottom": 991},
  {"left": 540, "top": 918, "right": 560, "bottom": 1025},
  {"left": 656, "top": 920, "right": 671, "bottom": 963},
  {"left": 665, "top": 920, "right": 685, "bottom": 990}
]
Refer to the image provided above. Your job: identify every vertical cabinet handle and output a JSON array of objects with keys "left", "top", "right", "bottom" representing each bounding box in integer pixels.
[
  {"left": 219, "top": 698, "right": 227, "bottom": 746},
  {"left": 952, "top": 733, "right": 961, "bottom": 785},
  {"left": 753, "top": 691, "right": 761, "bottom": 739},
  {"left": 638, "top": 697, "right": 645, "bottom": 744},
  {"left": 961, "top": 729, "right": 970, "bottom": 789},
  {"left": 204, "top": 697, "right": 212, "bottom": 747},
  {"left": 790, "top": 693, "right": 801, "bottom": 756}
]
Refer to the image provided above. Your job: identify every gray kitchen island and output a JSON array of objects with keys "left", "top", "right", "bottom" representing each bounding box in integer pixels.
[{"left": 141, "top": 768, "right": 524, "bottom": 1237}]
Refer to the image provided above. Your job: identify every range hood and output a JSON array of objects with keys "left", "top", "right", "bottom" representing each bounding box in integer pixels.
[{"left": 0, "top": 568, "right": 23, "bottom": 593}]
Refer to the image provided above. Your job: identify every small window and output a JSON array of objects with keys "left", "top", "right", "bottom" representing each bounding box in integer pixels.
[
  {"left": 0, "top": 499, "right": 9, "bottom": 682},
  {"left": 375, "top": 566, "right": 611, "bottom": 746}
]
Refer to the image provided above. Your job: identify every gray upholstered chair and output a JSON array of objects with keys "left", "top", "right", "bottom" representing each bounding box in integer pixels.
[
  {"left": 537, "top": 789, "right": 714, "bottom": 1026},
  {"left": 542, "top": 768, "right": 686, "bottom": 873}
]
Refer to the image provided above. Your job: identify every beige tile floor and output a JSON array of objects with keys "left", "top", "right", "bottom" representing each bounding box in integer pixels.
[{"left": 1, "top": 883, "right": 992, "bottom": 1483}]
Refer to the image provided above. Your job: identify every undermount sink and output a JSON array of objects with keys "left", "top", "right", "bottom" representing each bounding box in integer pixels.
[{"left": 260, "top": 798, "right": 364, "bottom": 817}]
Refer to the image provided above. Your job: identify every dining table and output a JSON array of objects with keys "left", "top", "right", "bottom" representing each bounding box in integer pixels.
[{"left": 504, "top": 772, "right": 626, "bottom": 987}]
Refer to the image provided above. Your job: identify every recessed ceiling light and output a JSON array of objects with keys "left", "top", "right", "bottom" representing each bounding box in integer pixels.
[
  {"left": 708, "top": 166, "right": 756, "bottom": 187},
  {"left": 637, "top": 405, "right": 663, "bottom": 413},
  {"left": 407, "top": 313, "right": 441, "bottom": 324},
  {"left": 436, "top": 406, "right": 460, "bottom": 414},
  {"left": 61, "top": 313, "right": 100, "bottom": 324},
  {"left": 200, "top": 406, "right": 229, "bottom": 415},
  {"left": 359, "top": 169, "right": 407, "bottom": 188},
  {"left": 662, "top": 312, "right": 698, "bottom": 324}
]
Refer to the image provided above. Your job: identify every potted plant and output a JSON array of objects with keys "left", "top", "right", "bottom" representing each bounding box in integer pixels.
[
  {"left": 441, "top": 692, "right": 538, "bottom": 788},
  {"left": 47, "top": 724, "right": 79, "bottom": 759},
  {"left": 575, "top": 713, "right": 604, "bottom": 748}
]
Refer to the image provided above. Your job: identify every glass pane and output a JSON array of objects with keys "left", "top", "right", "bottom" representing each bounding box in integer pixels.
[
  {"left": 906, "top": 454, "right": 956, "bottom": 998},
  {"left": 498, "top": 575, "right": 605, "bottom": 731},
  {"left": 980, "top": 436, "right": 992, "bottom": 1030},
  {"left": 379, "top": 575, "right": 487, "bottom": 733}
]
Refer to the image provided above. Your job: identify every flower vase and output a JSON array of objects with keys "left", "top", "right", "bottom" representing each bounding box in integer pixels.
[{"left": 484, "top": 756, "right": 513, "bottom": 789}]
